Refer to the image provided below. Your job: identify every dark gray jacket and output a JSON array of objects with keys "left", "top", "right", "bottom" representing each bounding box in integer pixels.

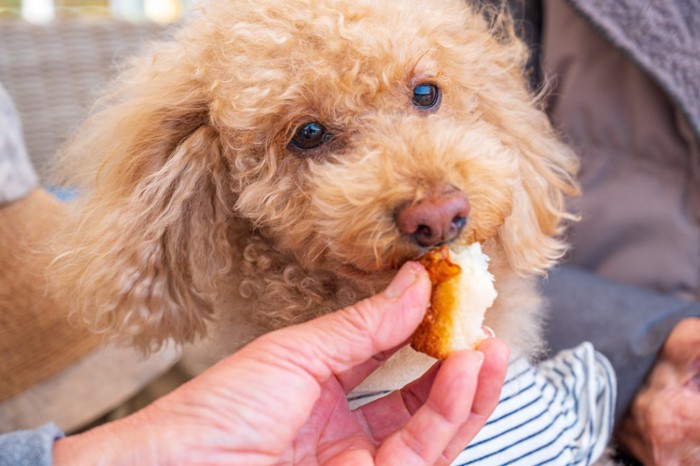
[{"left": 514, "top": 0, "right": 700, "bottom": 424}]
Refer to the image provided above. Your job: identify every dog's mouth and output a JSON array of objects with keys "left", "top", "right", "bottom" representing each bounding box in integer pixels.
[
  {"left": 332, "top": 234, "right": 490, "bottom": 296},
  {"left": 338, "top": 228, "right": 480, "bottom": 279},
  {"left": 406, "top": 233, "right": 481, "bottom": 264}
]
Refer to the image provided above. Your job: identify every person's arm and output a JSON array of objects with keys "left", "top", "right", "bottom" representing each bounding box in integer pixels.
[{"left": 540, "top": 265, "right": 699, "bottom": 424}]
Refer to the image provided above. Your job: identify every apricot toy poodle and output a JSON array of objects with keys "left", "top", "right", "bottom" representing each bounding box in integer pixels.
[{"left": 53, "top": 0, "right": 579, "bottom": 381}]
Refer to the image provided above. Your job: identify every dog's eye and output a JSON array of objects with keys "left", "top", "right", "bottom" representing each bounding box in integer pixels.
[
  {"left": 290, "top": 122, "right": 333, "bottom": 150},
  {"left": 412, "top": 83, "right": 441, "bottom": 110}
]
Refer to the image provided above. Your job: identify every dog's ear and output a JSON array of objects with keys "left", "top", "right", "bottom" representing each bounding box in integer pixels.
[
  {"left": 461, "top": 6, "right": 580, "bottom": 276},
  {"left": 53, "top": 48, "right": 234, "bottom": 352},
  {"left": 498, "top": 122, "right": 580, "bottom": 276},
  {"left": 454, "top": 3, "right": 578, "bottom": 275},
  {"left": 483, "top": 80, "right": 579, "bottom": 275}
]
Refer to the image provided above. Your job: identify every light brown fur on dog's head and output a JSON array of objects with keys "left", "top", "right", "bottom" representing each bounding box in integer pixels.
[{"left": 53, "top": 0, "right": 578, "bottom": 354}]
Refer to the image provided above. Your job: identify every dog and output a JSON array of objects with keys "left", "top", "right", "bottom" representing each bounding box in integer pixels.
[{"left": 51, "top": 0, "right": 578, "bottom": 388}]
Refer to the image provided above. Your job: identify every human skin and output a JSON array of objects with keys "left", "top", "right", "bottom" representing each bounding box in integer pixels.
[
  {"left": 53, "top": 262, "right": 510, "bottom": 465},
  {"left": 618, "top": 317, "right": 700, "bottom": 466}
]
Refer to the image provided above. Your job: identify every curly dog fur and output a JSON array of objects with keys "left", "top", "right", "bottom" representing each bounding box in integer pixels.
[{"left": 51, "top": 0, "right": 578, "bottom": 377}]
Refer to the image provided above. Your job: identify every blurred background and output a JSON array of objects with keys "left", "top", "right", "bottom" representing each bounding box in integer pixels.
[
  {"left": 0, "top": 0, "right": 184, "bottom": 179},
  {"left": 0, "top": 0, "right": 186, "bottom": 24}
]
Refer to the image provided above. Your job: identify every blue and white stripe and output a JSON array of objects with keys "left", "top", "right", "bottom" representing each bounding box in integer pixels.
[
  {"left": 455, "top": 343, "right": 615, "bottom": 465},
  {"left": 348, "top": 342, "right": 616, "bottom": 466}
]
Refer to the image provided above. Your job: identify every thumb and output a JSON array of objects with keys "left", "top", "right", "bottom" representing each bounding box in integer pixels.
[{"left": 266, "top": 261, "right": 431, "bottom": 383}]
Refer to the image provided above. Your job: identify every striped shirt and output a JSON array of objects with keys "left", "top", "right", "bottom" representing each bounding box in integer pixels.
[{"left": 349, "top": 342, "right": 616, "bottom": 466}]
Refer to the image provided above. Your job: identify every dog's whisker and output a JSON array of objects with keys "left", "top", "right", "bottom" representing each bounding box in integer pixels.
[{"left": 308, "top": 242, "right": 330, "bottom": 265}]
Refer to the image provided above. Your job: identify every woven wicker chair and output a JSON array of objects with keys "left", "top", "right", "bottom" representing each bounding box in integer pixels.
[{"left": 0, "top": 19, "right": 167, "bottom": 178}]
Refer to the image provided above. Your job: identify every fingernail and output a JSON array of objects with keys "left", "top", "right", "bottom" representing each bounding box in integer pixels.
[
  {"left": 385, "top": 262, "right": 420, "bottom": 299},
  {"left": 482, "top": 325, "right": 496, "bottom": 338}
]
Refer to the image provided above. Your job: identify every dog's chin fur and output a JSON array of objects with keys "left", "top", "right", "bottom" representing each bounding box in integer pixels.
[{"left": 50, "top": 0, "right": 579, "bottom": 386}]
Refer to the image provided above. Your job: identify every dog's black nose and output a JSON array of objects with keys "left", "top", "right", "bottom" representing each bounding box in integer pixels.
[{"left": 396, "top": 188, "right": 470, "bottom": 247}]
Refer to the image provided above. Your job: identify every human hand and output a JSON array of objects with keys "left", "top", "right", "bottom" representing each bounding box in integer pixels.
[
  {"left": 53, "top": 261, "right": 510, "bottom": 466},
  {"left": 617, "top": 317, "right": 700, "bottom": 466}
]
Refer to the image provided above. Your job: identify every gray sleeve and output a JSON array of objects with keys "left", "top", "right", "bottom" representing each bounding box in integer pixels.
[
  {"left": 540, "top": 266, "right": 700, "bottom": 425},
  {"left": 0, "top": 423, "right": 64, "bottom": 466},
  {"left": 0, "top": 83, "right": 38, "bottom": 206}
]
